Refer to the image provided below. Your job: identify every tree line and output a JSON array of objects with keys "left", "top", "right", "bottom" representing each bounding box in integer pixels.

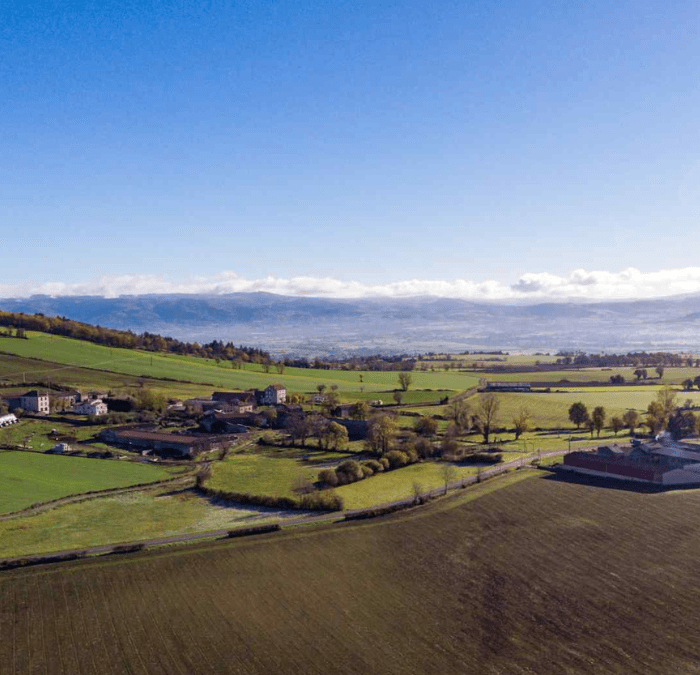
[
  {"left": 567, "top": 387, "right": 698, "bottom": 440},
  {"left": 0, "top": 311, "right": 268, "bottom": 362},
  {"left": 556, "top": 351, "right": 698, "bottom": 368}
]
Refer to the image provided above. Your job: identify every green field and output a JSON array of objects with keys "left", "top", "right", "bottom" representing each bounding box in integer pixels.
[
  {"left": 206, "top": 453, "right": 320, "bottom": 499},
  {"left": 0, "top": 419, "right": 113, "bottom": 452},
  {"left": 472, "top": 387, "right": 700, "bottom": 430},
  {"left": 0, "top": 487, "right": 284, "bottom": 558},
  {"left": 481, "top": 366, "right": 700, "bottom": 385},
  {"left": 0, "top": 451, "right": 176, "bottom": 514},
  {"left": 0, "top": 349, "right": 215, "bottom": 400},
  {"left": 334, "top": 460, "right": 484, "bottom": 509},
  {"left": 4, "top": 471, "right": 700, "bottom": 674},
  {"left": 0, "top": 333, "right": 479, "bottom": 400},
  {"left": 408, "top": 387, "right": 690, "bottom": 433}
]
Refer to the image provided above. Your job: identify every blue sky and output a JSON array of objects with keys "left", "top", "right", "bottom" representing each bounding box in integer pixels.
[{"left": 2, "top": 0, "right": 700, "bottom": 299}]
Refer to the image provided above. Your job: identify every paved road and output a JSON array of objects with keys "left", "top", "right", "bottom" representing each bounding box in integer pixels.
[{"left": 0, "top": 448, "right": 580, "bottom": 567}]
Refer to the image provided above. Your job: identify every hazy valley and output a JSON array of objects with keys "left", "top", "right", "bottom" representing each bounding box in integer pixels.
[{"left": 4, "top": 291, "right": 700, "bottom": 356}]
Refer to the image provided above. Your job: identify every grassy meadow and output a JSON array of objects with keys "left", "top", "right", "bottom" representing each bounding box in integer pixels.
[
  {"left": 206, "top": 453, "right": 320, "bottom": 499},
  {"left": 0, "top": 418, "right": 112, "bottom": 452},
  {"left": 0, "top": 451, "right": 176, "bottom": 514},
  {"left": 5, "top": 471, "right": 700, "bottom": 674},
  {"left": 0, "top": 487, "right": 286, "bottom": 559},
  {"left": 0, "top": 332, "right": 479, "bottom": 401}
]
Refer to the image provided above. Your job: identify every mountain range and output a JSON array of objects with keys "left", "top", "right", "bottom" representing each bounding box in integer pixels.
[{"left": 2, "top": 292, "right": 700, "bottom": 357}]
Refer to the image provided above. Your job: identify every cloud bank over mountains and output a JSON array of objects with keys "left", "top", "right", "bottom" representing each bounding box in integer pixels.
[{"left": 3, "top": 267, "right": 700, "bottom": 302}]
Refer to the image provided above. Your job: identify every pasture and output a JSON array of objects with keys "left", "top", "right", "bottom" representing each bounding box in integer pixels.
[
  {"left": 0, "top": 487, "right": 284, "bottom": 559},
  {"left": 0, "top": 451, "right": 175, "bottom": 514},
  {"left": 334, "top": 460, "right": 484, "bottom": 509},
  {"left": 474, "top": 387, "right": 700, "bottom": 430},
  {"left": 0, "top": 419, "right": 112, "bottom": 453},
  {"left": 4, "top": 471, "right": 700, "bottom": 674},
  {"left": 411, "top": 387, "right": 689, "bottom": 432},
  {"left": 480, "top": 366, "right": 700, "bottom": 385},
  {"left": 0, "top": 332, "right": 479, "bottom": 401},
  {"left": 206, "top": 453, "right": 320, "bottom": 499}
]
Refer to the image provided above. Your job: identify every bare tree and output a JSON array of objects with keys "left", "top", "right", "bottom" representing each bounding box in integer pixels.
[
  {"left": 512, "top": 407, "right": 531, "bottom": 440},
  {"left": 447, "top": 400, "right": 471, "bottom": 433},
  {"left": 441, "top": 463, "right": 457, "bottom": 495},
  {"left": 412, "top": 481, "right": 423, "bottom": 505},
  {"left": 475, "top": 393, "right": 500, "bottom": 444}
]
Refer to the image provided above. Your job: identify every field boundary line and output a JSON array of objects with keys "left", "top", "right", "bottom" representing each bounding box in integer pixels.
[
  {"left": 0, "top": 449, "right": 577, "bottom": 568},
  {"left": 0, "top": 473, "right": 196, "bottom": 521}
]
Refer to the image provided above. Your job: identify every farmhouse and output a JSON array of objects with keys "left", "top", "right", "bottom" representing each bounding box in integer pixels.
[
  {"left": 51, "top": 390, "right": 81, "bottom": 407},
  {"left": 484, "top": 382, "right": 531, "bottom": 392},
  {"left": 183, "top": 398, "right": 221, "bottom": 413},
  {"left": 256, "top": 384, "right": 286, "bottom": 406},
  {"left": 73, "top": 399, "right": 108, "bottom": 415},
  {"left": 211, "top": 391, "right": 256, "bottom": 413},
  {"left": 19, "top": 390, "right": 50, "bottom": 414},
  {"left": 99, "top": 428, "right": 218, "bottom": 458},
  {"left": 562, "top": 438, "right": 700, "bottom": 486}
]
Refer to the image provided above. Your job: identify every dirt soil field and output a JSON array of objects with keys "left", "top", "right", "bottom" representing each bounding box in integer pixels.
[{"left": 2, "top": 472, "right": 700, "bottom": 674}]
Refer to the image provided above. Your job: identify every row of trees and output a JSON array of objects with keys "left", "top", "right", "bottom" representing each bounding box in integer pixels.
[
  {"left": 281, "top": 355, "right": 417, "bottom": 371},
  {"left": 0, "top": 311, "right": 268, "bottom": 363},
  {"left": 556, "top": 351, "right": 696, "bottom": 368},
  {"left": 284, "top": 415, "right": 349, "bottom": 450},
  {"left": 567, "top": 387, "right": 697, "bottom": 439}
]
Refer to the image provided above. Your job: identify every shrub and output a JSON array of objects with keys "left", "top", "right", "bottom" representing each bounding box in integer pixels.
[
  {"left": 403, "top": 446, "right": 419, "bottom": 463},
  {"left": 461, "top": 452, "right": 502, "bottom": 464},
  {"left": 363, "top": 459, "right": 384, "bottom": 473},
  {"left": 227, "top": 524, "right": 281, "bottom": 538},
  {"left": 318, "top": 468, "right": 339, "bottom": 487},
  {"left": 111, "top": 543, "right": 145, "bottom": 555},
  {"left": 416, "top": 437, "right": 436, "bottom": 459},
  {"left": 378, "top": 456, "right": 390, "bottom": 471},
  {"left": 361, "top": 464, "right": 374, "bottom": 478},
  {"left": 414, "top": 416, "right": 438, "bottom": 436},
  {"left": 384, "top": 450, "right": 409, "bottom": 470},
  {"left": 344, "top": 502, "right": 411, "bottom": 521},
  {"left": 299, "top": 491, "right": 344, "bottom": 511},
  {"left": 336, "top": 459, "right": 364, "bottom": 484}
]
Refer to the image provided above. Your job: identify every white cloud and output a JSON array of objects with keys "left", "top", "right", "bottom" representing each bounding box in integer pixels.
[{"left": 3, "top": 267, "right": 700, "bottom": 301}]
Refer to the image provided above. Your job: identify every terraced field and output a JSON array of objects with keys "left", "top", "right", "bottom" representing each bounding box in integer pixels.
[{"left": 4, "top": 471, "right": 700, "bottom": 674}]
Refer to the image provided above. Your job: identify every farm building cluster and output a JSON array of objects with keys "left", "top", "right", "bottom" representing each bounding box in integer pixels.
[
  {"left": 563, "top": 436, "right": 700, "bottom": 487},
  {"left": 2, "top": 389, "right": 107, "bottom": 416}
]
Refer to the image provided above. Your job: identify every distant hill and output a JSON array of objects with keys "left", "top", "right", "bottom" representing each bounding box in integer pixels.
[{"left": 2, "top": 292, "right": 700, "bottom": 356}]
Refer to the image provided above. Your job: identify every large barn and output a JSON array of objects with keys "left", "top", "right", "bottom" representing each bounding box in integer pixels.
[{"left": 562, "top": 438, "right": 700, "bottom": 486}]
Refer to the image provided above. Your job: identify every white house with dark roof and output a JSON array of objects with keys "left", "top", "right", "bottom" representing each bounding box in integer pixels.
[
  {"left": 73, "top": 399, "right": 108, "bottom": 416},
  {"left": 20, "top": 390, "right": 50, "bottom": 414}
]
